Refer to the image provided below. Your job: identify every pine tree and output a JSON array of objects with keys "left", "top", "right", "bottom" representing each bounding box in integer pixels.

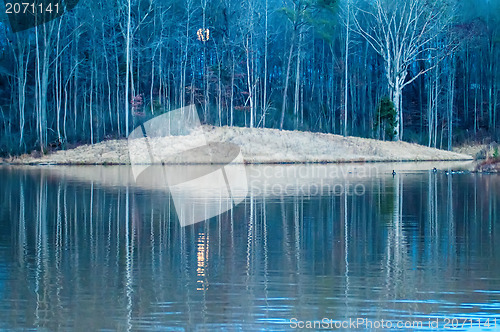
[{"left": 375, "top": 96, "right": 397, "bottom": 141}]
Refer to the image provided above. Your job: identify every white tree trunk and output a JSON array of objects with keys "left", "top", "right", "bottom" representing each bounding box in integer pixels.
[
  {"left": 246, "top": 36, "right": 254, "bottom": 128},
  {"left": 263, "top": 0, "right": 268, "bottom": 128},
  {"left": 343, "top": 0, "right": 350, "bottom": 137},
  {"left": 294, "top": 32, "right": 302, "bottom": 130},
  {"left": 448, "top": 57, "right": 455, "bottom": 150},
  {"left": 125, "top": 0, "right": 132, "bottom": 137},
  {"left": 280, "top": 38, "right": 294, "bottom": 131}
]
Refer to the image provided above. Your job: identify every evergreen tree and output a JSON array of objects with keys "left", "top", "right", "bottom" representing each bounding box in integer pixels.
[{"left": 375, "top": 96, "right": 397, "bottom": 141}]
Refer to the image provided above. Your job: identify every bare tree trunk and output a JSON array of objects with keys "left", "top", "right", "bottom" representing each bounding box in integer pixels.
[
  {"left": 150, "top": 51, "right": 155, "bottom": 114},
  {"left": 64, "top": 80, "right": 68, "bottom": 142},
  {"left": 201, "top": 0, "right": 208, "bottom": 121},
  {"left": 434, "top": 65, "right": 439, "bottom": 148},
  {"left": 90, "top": 59, "right": 94, "bottom": 144},
  {"left": 294, "top": 30, "right": 302, "bottom": 130},
  {"left": 330, "top": 45, "right": 336, "bottom": 133},
  {"left": 246, "top": 36, "right": 254, "bottom": 128},
  {"left": 396, "top": 82, "right": 403, "bottom": 140},
  {"left": 353, "top": 0, "right": 456, "bottom": 141},
  {"left": 262, "top": 0, "right": 268, "bottom": 128},
  {"left": 158, "top": 47, "right": 163, "bottom": 107},
  {"left": 15, "top": 35, "right": 29, "bottom": 149},
  {"left": 280, "top": 33, "right": 295, "bottom": 131},
  {"left": 448, "top": 56, "right": 455, "bottom": 151},
  {"left": 114, "top": 40, "right": 121, "bottom": 137},
  {"left": 488, "top": 41, "right": 494, "bottom": 130},
  {"left": 464, "top": 45, "right": 469, "bottom": 125},
  {"left": 55, "top": 21, "right": 63, "bottom": 144},
  {"left": 102, "top": 22, "right": 114, "bottom": 132},
  {"left": 218, "top": 59, "right": 222, "bottom": 126},
  {"left": 181, "top": 0, "right": 192, "bottom": 108},
  {"left": 474, "top": 80, "right": 478, "bottom": 136},
  {"left": 230, "top": 54, "right": 235, "bottom": 126},
  {"left": 35, "top": 27, "right": 43, "bottom": 152},
  {"left": 494, "top": 67, "right": 498, "bottom": 131},
  {"left": 35, "top": 23, "right": 54, "bottom": 153},
  {"left": 125, "top": 0, "right": 132, "bottom": 136},
  {"left": 427, "top": 72, "right": 433, "bottom": 147},
  {"left": 343, "top": 0, "right": 350, "bottom": 137}
]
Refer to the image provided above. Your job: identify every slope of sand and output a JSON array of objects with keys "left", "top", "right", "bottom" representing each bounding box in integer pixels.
[{"left": 2, "top": 126, "right": 473, "bottom": 165}]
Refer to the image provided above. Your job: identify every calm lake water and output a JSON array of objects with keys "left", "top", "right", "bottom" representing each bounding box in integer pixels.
[{"left": 0, "top": 164, "right": 499, "bottom": 331}]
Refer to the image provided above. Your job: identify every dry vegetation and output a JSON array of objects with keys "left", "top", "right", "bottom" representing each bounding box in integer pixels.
[
  {"left": 453, "top": 142, "right": 498, "bottom": 160},
  {"left": 2, "top": 126, "right": 473, "bottom": 165}
]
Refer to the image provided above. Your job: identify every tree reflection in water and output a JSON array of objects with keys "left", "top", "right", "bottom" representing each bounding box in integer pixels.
[{"left": 0, "top": 166, "right": 499, "bottom": 330}]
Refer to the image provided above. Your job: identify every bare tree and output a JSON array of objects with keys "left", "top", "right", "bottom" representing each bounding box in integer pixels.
[
  {"left": 343, "top": 0, "right": 351, "bottom": 137},
  {"left": 353, "top": 0, "right": 457, "bottom": 140},
  {"left": 124, "top": 0, "right": 132, "bottom": 137},
  {"left": 34, "top": 20, "right": 58, "bottom": 152},
  {"left": 2, "top": 0, "right": 499, "bottom": 156},
  {"left": 11, "top": 32, "right": 30, "bottom": 149}
]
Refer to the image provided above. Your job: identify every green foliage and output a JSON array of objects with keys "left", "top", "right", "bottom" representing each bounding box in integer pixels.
[
  {"left": 316, "top": 0, "right": 337, "bottom": 9},
  {"left": 280, "top": 6, "right": 298, "bottom": 22},
  {"left": 280, "top": 0, "right": 338, "bottom": 31},
  {"left": 493, "top": 146, "right": 499, "bottom": 159},
  {"left": 374, "top": 96, "right": 398, "bottom": 141},
  {"left": 310, "top": 1, "right": 339, "bottom": 43}
]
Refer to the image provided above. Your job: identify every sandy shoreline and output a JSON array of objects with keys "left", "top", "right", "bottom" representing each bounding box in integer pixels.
[{"left": 1, "top": 126, "right": 473, "bottom": 165}]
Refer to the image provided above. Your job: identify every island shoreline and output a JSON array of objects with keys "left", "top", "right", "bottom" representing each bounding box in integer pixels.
[{"left": 1, "top": 126, "right": 474, "bottom": 166}]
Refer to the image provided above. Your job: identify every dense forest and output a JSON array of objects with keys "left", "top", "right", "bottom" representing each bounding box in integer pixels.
[{"left": 0, "top": 0, "right": 498, "bottom": 156}]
